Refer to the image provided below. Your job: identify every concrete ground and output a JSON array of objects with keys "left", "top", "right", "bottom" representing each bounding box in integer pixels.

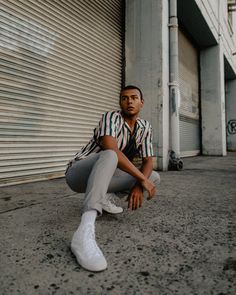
[{"left": 0, "top": 155, "right": 235, "bottom": 295}]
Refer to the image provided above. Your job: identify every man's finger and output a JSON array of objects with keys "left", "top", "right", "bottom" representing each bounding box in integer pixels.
[
  {"left": 147, "top": 194, "right": 154, "bottom": 200},
  {"left": 139, "top": 194, "right": 143, "bottom": 207},
  {"left": 147, "top": 189, "right": 157, "bottom": 200},
  {"left": 132, "top": 195, "right": 136, "bottom": 210},
  {"left": 128, "top": 195, "right": 133, "bottom": 209},
  {"left": 135, "top": 195, "right": 141, "bottom": 210},
  {"left": 136, "top": 195, "right": 139, "bottom": 209}
]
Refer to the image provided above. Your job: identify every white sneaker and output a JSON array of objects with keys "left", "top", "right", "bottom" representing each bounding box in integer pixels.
[
  {"left": 71, "top": 223, "right": 107, "bottom": 272},
  {"left": 102, "top": 193, "right": 123, "bottom": 214}
]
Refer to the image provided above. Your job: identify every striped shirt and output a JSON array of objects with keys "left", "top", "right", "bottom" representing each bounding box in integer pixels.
[{"left": 73, "top": 110, "right": 154, "bottom": 161}]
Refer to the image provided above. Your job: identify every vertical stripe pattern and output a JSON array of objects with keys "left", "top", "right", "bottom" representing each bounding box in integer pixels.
[{"left": 73, "top": 110, "right": 154, "bottom": 162}]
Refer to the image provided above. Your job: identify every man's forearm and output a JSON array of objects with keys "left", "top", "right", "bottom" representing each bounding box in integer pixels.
[
  {"left": 100, "top": 135, "right": 146, "bottom": 182},
  {"left": 132, "top": 158, "right": 153, "bottom": 189},
  {"left": 115, "top": 149, "right": 146, "bottom": 182},
  {"left": 140, "top": 158, "right": 153, "bottom": 178},
  {"left": 102, "top": 137, "right": 156, "bottom": 197}
]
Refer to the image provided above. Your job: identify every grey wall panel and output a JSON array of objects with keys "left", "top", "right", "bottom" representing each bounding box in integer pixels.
[
  {"left": 178, "top": 29, "right": 200, "bottom": 156},
  {"left": 180, "top": 116, "right": 200, "bottom": 157}
]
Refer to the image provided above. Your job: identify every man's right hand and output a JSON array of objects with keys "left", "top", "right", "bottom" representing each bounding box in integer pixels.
[
  {"left": 140, "top": 178, "right": 156, "bottom": 199},
  {"left": 101, "top": 136, "right": 157, "bottom": 199}
]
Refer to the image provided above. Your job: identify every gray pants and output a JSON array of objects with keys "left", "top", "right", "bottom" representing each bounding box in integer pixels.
[{"left": 66, "top": 150, "right": 160, "bottom": 215}]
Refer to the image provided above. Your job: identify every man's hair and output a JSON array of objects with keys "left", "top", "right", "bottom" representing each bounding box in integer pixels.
[{"left": 120, "top": 85, "right": 143, "bottom": 101}]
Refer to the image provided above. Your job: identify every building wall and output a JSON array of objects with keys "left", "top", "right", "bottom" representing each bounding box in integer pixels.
[
  {"left": 195, "top": 0, "right": 236, "bottom": 73},
  {"left": 226, "top": 79, "right": 236, "bottom": 150},
  {"left": 125, "top": 0, "right": 169, "bottom": 170},
  {"left": 195, "top": 0, "right": 219, "bottom": 41},
  {"left": 195, "top": 0, "right": 236, "bottom": 153},
  {"left": 200, "top": 43, "right": 227, "bottom": 155},
  {"left": 125, "top": 0, "right": 236, "bottom": 169},
  {"left": 181, "top": 0, "right": 236, "bottom": 154}
]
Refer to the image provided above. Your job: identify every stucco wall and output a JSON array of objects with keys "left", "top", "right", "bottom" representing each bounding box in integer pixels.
[{"left": 125, "top": 0, "right": 169, "bottom": 169}]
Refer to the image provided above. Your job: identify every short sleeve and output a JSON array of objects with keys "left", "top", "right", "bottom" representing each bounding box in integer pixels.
[
  {"left": 140, "top": 124, "right": 154, "bottom": 157},
  {"left": 98, "top": 111, "right": 118, "bottom": 138}
]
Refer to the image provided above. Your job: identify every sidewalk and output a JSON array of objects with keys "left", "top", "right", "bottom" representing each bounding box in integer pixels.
[{"left": 0, "top": 155, "right": 235, "bottom": 295}]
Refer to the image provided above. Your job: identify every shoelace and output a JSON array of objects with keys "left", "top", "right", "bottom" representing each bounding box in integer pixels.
[
  {"left": 106, "top": 194, "right": 117, "bottom": 209},
  {"left": 81, "top": 225, "right": 102, "bottom": 258}
]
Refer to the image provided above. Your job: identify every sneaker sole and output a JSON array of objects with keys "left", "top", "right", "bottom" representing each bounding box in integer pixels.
[
  {"left": 102, "top": 208, "right": 123, "bottom": 214},
  {"left": 71, "top": 247, "right": 107, "bottom": 272}
]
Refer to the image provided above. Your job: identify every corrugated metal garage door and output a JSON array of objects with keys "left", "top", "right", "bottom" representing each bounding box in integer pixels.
[
  {"left": 0, "top": 0, "right": 124, "bottom": 187},
  {"left": 178, "top": 29, "right": 201, "bottom": 157}
]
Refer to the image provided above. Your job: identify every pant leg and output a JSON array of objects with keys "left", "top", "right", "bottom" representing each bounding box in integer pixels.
[
  {"left": 66, "top": 150, "right": 118, "bottom": 215},
  {"left": 66, "top": 152, "right": 101, "bottom": 193},
  {"left": 66, "top": 151, "right": 160, "bottom": 214},
  {"left": 107, "top": 168, "right": 160, "bottom": 195}
]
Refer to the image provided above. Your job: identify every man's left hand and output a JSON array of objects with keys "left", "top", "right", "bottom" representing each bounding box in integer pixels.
[{"left": 127, "top": 184, "right": 143, "bottom": 210}]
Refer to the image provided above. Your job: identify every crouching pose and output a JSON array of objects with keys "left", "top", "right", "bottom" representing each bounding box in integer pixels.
[{"left": 65, "top": 85, "right": 160, "bottom": 272}]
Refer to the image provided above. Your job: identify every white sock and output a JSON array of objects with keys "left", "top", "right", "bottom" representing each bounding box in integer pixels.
[
  {"left": 79, "top": 210, "right": 97, "bottom": 228},
  {"left": 72, "top": 210, "right": 98, "bottom": 247}
]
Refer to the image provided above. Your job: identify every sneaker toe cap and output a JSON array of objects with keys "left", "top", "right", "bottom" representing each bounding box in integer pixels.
[{"left": 81, "top": 255, "right": 107, "bottom": 272}]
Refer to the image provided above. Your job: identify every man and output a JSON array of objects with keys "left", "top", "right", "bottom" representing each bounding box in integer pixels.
[{"left": 65, "top": 85, "right": 160, "bottom": 272}]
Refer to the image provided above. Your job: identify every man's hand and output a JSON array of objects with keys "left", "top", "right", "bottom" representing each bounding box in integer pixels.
[
  {"left": 127, "top": 177, "right": 157, "bottom": 210},
  {"left": 127, "top": 184, "right": 144, "bottom": 210},
  {"left": 140, "top": 178, "right": 156, "bottom": 199}
]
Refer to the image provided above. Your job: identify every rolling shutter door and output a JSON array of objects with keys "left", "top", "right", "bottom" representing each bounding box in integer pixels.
[
  {"left": 178, "top": 29, "right": 201, "bottom": 157},
  {"left": 0, "top": 0, "right": 124, "bottom": 186}
]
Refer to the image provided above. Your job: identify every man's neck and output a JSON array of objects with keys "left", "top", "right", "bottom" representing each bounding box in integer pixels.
[{"left": 122, "top": 113, "right": 138, "bottom": 132}]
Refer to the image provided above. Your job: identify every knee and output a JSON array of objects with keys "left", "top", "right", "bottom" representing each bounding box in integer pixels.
[
  {"left": 65, "top": 169, "right": 79, "bottom": 192},
  {"left": 101, "top": 149, "right": 118, "bottom": 164},
  {"left": 150, "top": 171, "right": 160, "bottom": 185}
]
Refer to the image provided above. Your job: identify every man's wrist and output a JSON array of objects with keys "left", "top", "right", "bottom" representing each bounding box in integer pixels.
[{"left": 134, "top": 182, "right": 143, "bottom": 190}]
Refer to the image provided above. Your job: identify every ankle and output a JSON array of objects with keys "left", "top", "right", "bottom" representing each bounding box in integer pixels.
[{"left": 80, "top": 210, "right": 97, "bottom": 227}]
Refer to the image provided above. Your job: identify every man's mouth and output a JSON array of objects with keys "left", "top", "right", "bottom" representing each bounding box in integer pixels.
[{"left": 127, "top": 107, "right": 134, "bottom": 110}]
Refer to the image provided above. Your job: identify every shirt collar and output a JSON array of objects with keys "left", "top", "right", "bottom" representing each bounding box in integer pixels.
[
  {"left": 119, "top": 110, "right": 145, "bottom": 132},
  {"left": 136, "top": 117, "right": 145, "bottom": 129}
]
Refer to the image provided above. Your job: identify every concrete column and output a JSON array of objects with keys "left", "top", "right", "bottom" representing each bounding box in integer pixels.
[
  {"left": 225, "top": 79, "right": 236, "bottom": 151},
  {"left": 200, "top": 43, "right": 227, "bottom": 155},
  {"left": 125, "top": 0, "right": 169, "bottom": 170},
  {"left": 169, "top": 0, "right": 180, "bottom": 158}
]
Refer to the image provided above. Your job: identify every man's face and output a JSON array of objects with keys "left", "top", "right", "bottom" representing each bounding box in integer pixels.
[{"left": 120, "top": 89, "right": 144, "bottom": 117}]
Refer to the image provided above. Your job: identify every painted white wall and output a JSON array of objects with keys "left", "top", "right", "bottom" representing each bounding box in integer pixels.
[
  {"left": 200, "top": 43, "right": 227, "bottom": 155},
  {"left": 194, "top": 0, "right": 235, "bottom": 155},
  {"left": 125, "top": 0, "right": 169, "bottom": 170},
  {"left": 195, "top": 0, "right": 236, "bottom": 72},
  {"left": 221, "top": 2, "right": 236, "bottom": 70},
  {"left": 194, "top": 0, "right": 219, "bottom": 41},
  {"left": 233, "top": 10, "right": 236, "bottom": 35},
  {"left": 125, "top": 0, "right": 235, "bottom": 162}
]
